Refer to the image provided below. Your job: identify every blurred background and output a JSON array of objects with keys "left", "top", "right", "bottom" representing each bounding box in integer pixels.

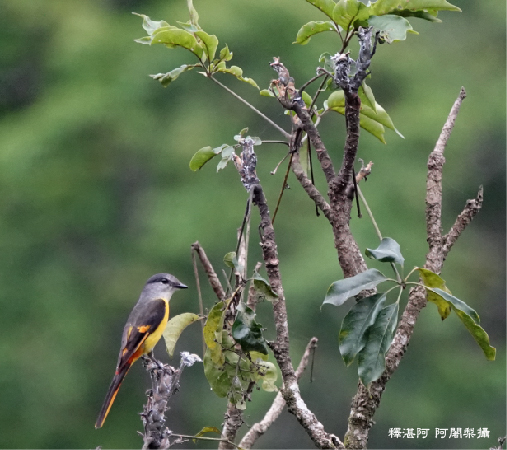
[{"left": 0, "top": 0, "right": 504, "bottom": 448}]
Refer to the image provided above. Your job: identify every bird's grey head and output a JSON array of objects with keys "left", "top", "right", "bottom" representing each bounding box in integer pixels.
[{"left": 142, "top": 273, "right": 188, "bottom": 301}]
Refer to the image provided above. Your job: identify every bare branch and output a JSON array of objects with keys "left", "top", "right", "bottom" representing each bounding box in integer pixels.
[
  {"left": 443, "top": 185, "right": 483, "bottom": 261},
  {"left": 219, "top": 404, "right": 244, "bottom": 450},
  {"left": 191, "top": 241, "right": 226, "bottom": 301},
  {"left": 426, "top": 86, "right": 466, "bottom": 273},
  {"left": 210, "top": 75, "right": 291, "bottom": 140}
]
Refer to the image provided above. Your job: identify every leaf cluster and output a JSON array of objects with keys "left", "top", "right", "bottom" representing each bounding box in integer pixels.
[{"left": 323, "top": 238, "right": 495, "bottom": 386}]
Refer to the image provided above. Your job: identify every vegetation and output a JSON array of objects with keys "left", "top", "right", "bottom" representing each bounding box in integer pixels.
[{"left": 0, "top": 0, "right": 505, "bottom": 449}]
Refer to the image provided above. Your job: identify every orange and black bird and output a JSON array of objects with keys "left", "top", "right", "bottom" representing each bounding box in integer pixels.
[{"left": 95, "top": 273, "right": 187, "bottom": 429}]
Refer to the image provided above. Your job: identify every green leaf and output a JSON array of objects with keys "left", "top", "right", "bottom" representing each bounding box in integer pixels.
[
  {"left": 193, "top": 427, "right": 221, "bottom": 443},
  {"left": 203, "top": 301, "right": 225, "bottom": 365},
  {"left": 319, "top": 52, "right": 334, "bottom": 73},
  {"left": 359, "top": 81, "right": 377, "bottom": 112},
  {"left": 304, "top": 0, "right": 337, "bottom": 20},
  {"left": 150, "top": 64, "right": 199, "bottom": 87},
  {"left": 392, "top": 9, "right": 442, "bottom": 22},
  {"left": 203, "top": 348, "right": 230, "bottom": 397},
  {"left": 454, "top": 309, "right": 496, "bottom": 361},
  {"left": 325, "top": 90, "right": 403, "bottom": 142},
  {"left": 195, "top": 30, "right": 218, "bottom": 61},
  {"left": 252, "top": 272, "right": 278, "bottom": 300},
  {"left": 218, "top": 45, "right": 233, "bottom": 62},
  {"left": 333, "top": 0, "right": 360, "bottom": 30},
  {"left": 428, "top": 287, "right": 480, "bottom": 324},
  {"left": 417, "top": 268, "right": 452, "bottom": 319},
  {"left": 163, "top": 313, "right": 201, "bottom": 356},
  {"left": 223, "top": 251, "right": 242, "bottom": 272},
  {"left": 232, "top": 303, "right": 269, "bottom": 355},
  {"left": 368, "top": 0, "right": 460, "bottom": 17},
  {"left": 150, "top": 26, "right": 204, "bottom": 59},
  {"left": 294, "top": 21, "right": 336, "bottom": 45},
  {"left": 360, "top": 102, "right": 404, "bottom": 138},
  {"left": 339, "top": 293, "right": 386, "bottom": 366},
  {"left": 323, "top": 268, "right": 388, "bottom": 307},
  {"left": 302, "top": 91, "right": 313, "bottom": 109},
  {"left": 186, "top": 0, "right": 200, "bottom": 28},
  {"left": 254, "top": 360, "right": 278, "bottom": 392},
  {"left": 358, "top": 301, "right": 399, "bottom": 385},
  {"left": 260, "top": 89, "right": 275, "bottom": 97},
  {"left": 189, "top": 146, "right": 220, "bottom": 171},
  {"left": 366, "top": 237, "right": 405, "bottom": 266},
  {"left": 133, "top": 13, "right": 169, "bottom": 36},
  {"left": 368, "top": 15, "right": 419, "bottom": 42},
  {"left": 217, "top": 145, "right": 235, "bottom": 171},
  {"left": 216, "top": 65, "right": 259, "bottom": 89}
]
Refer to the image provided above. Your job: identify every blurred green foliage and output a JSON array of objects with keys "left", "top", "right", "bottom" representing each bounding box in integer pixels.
[{"left": 0, "top": 0, "right": 504, "bottom": 448}]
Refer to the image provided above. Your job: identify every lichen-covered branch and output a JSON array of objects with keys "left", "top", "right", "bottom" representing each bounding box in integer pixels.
[
  {"left": 141, "top": 353, "right": 202, "bottom": 449},
  {"left": 218, "top": 404, "right": 244, "bottom": 450},
  {"left": 442, "top": 185, "right": 483, "bottom": 261},
  {"left": 344, "top": 87, "right": 473, "bottom": 449},
  {"left": 234, "top": 139, "right": 343, "bottom": 449}
]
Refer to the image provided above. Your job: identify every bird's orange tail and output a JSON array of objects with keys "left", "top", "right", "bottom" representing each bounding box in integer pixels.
[{"left": 95, "top": 363, "right": 132, "bottom": 428}]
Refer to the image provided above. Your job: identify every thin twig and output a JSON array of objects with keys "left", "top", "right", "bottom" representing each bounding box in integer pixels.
[
  {"left": 272, "top": 157, "right": 292, "bottom": 225},
  {"left": 191, "top": 242, "right": 227, "bottom": 301},
  {"left": 191, "top": 249, "right": 206, "bottom": 358},
  {"left": 210, "top": 76, "right": 291, "bottom": 139}
]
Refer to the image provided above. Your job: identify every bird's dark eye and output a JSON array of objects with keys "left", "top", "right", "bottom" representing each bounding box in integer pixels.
[{"left": 160, "top": 278, "right": 169, "bottom": 284}]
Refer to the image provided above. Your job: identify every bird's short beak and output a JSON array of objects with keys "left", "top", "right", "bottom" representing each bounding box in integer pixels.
[{"left": 178, "top": 283, "right": 188, "bottom": 289}]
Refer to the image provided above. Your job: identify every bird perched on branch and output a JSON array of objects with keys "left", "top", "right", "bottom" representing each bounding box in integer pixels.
[{"left": 95, "top": 273, "right": 187, "bottom": 428}]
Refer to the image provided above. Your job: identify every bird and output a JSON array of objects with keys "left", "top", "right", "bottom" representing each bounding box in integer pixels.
[{"left": 95, "top": 273, "right": 187, "bottom": 428}]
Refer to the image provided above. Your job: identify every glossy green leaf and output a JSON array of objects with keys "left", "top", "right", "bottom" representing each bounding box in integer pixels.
[
  {"left": 339, "top": 293, "right": 386, "bottom": 366},
  {"left": 163, "top": 312, "right": 201, "bottom": 356},
  {"left": 189, "top": 146, "right": 220, "bottom": 171},
  {"left": 368, "top": 15, "right": 419, "bottom": 42},
  {"left": 150, "top": 64, "right": 199, "bottom": 87},
  {"left": 304, "top": 0, "right": 337, "bottom": 20},
  {"left": 232, "top": 303, "right": 269, "bottom": 355},
  {"left": 360, "top": 102, "right": 404, "bottom": 138},
  {"left": 454, "top": 309, "right": 496, "bottom": 361},
  {"left": 195, "top": 30, "right": 218, "bottom": 61},
  {"left": 417, "top": 268, "right": 452, "bottom": 319},
  {"left": 323, "top": 268, "right": 388, "bottom": 307},
  {"left": 252, "top": 272, "right": 278, "bottom": 300},
  {"left": 294, "top": 21, "right": 336, "bottom": 45},
  {"left": 366, "top": 237, "right": 405, "bottom": 266},
  {"left": 358, "top": 301, "right": 399, "bottom": 385},
  {"left": 302, "top": 91, "right": 313, "bottom": 109}
]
